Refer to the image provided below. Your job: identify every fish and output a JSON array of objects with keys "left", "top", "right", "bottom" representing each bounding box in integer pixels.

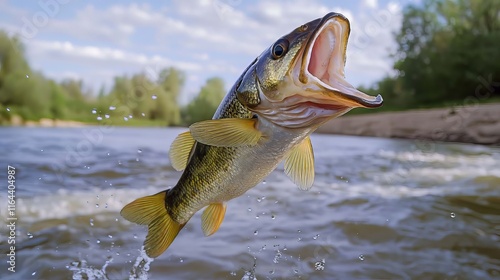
[{"left": 121, "top": 12, "right": 383, "bottom": 258}]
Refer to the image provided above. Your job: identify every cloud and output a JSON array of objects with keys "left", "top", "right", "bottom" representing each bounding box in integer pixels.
[{"left": 0, "top": 0, "right": 404, "bottom": 101}]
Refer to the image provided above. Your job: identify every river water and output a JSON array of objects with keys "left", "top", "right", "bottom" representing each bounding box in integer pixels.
[{"left": 0, "top": 126, "right": 499, "bottom": 279}]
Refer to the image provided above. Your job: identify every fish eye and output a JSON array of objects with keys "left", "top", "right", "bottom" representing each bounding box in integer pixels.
[
  {"left": 299, "top": 24, "right": 308, "bottom": 32},
  {"left": 271, "top": 39, "right": 289, "bottom": 59}
]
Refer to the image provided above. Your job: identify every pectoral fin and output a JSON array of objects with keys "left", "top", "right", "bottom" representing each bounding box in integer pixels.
[
  {"left": 189, "top": 118, "right": 262, "bottom": 147},
  {"left": 201, "top": 202, "right": 227, "bottom": 236},
  {"left": 284, "top": 137, "right": 315, "bottom": 190},
  {"left": 169, "top": 131, "right": 196, "bottom": 171}
]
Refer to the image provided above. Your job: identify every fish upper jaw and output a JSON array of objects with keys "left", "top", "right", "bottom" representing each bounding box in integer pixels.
[{"left": 295, "top": 13, "right": 383, "bottom": 109}]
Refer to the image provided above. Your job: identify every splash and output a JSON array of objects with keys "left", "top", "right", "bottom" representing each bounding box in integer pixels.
[
  {"left": 68, "top": 247, "right": 154, "bottom": 280},
  {"left": 68, "top": 258, "right": 112, "bottom": 280},
  {"left": 129, "top": 247, "right": 155, "bottom": 280}
]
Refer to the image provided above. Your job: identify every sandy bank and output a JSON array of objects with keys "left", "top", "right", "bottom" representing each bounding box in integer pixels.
[
  {"left": 317, "top": 103, "right": 500, "bottom": 145},
  {"left": 7, "top": 116, "right": 87, "bottom": 127}
]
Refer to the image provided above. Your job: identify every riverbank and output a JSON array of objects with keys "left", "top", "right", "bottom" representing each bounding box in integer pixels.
[
  {"left": 4, "top": 103, "right": 500, "bottom": 145},
  {"left": 318, "top": 103, "right": 500, "bottom": 145},
  {"left": 5, "top": 115, "right": 88, "bottom": 127}
]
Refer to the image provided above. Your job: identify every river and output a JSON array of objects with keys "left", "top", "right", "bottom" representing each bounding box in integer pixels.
[{"left": 0, "top": 126, "right": 499, "bottom": 279}]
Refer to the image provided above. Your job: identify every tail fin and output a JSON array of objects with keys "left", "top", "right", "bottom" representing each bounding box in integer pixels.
[{"left": 120, "top": 191, "right": 184, "bottom": 258}]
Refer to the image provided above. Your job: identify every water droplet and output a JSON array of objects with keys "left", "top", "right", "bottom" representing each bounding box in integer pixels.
[
  {"left": 96, "top": 116, "right": 102, "bottom": 121},
  {"left": 137, "top": 149, "right": 142, "bottom": 153},
  {"left": 273, "top": 250, "right": 282, "bottom": 263},
  {"left": 314, "top": 259, "right": 325, "bottom": 271},
  {"left": 255, "top": 215, "right": 259, "bottom": 219},
  {"left": 105, "top": 114, "right": 110, "bottom": 119},
  {"left": 123, "top": 117, "right": 128, "bottom": 121},
  {"left": 40, "top": 149, "right": 43, "bottom": 152},
  {"left": 450, "top": 212, "right": 456, "bottom": 218},
  {"left": 91, "top": 109, "right": 97, "bottom": 114},
  {"left": 96, "top": 239, "right": 101, "bottom": 244},
  {"left": 230, "top": 271, "right": 236, "bottom": 276},
  {"left": 359, "top": 254, "right": 365, "bottom": 261},
  {"left": 26, "top": 74, "right": 30, "bottom": 78},
  {"left": 297, "top": 237, "right": 302, "bottom": 241},
  {"left": 297, "top": 229, "right": 302, "bottom": 233},
  {"left": 269, "top": 269, "right": 275, "bottom": 275},
  {"left": 27, "top": 232, "right": 33, "bottom": 238},
  {"left": 109, "top": 106, "right": 116, "bottom": 110},
  {"left": 293, "top": 269, "right": 299, "bottom": 274},
  {"left": 108, "top": 235, "right": 113, "bottom": 239},
  {"left": 262, "top": 180, "right": 267, "bottom": 185},
  {"left": 128, "top": 114, "right": 133, "bottom": 119},
  {"left": 107, "top": 152, "right": 110, "bottom": 156},
  {"left": 271, "top": 215, "right": 276, "bottom": 220},
  {"left": 179, "top": 258, "right": 183, "bottom": 263},
  {"left": 104, "top": 203, "right": 108, "bottom": 208},
  {"left": 247, "top": 208, "right": 252, "bottom": 212},
  {"left": 95, "top": 204, "right": 99, "bottom": 208},
  {"left": 89, "top": 219, "right": 94, "bottom": 226},
  {"left": 152, "top": 95, "right": 157, "bottom": 100},
  {"left": 254, "top": 230, "right": 258, "bottom": 235},
  {"left": 6, "top": 107, "right": 10, "bottom": 112},
  {"left": 133, "top": 234, "right": 138, "bottom": 239},
  {"left": 32, "top": 271, "right": 36, "bottom": 275},
  {"left": 115, "top": 218, "right": 118, "bottom": 222},
  {"left": 313, "top": 234, "right": 320, "bottom": 240},
  {"left": 141, "top": 113, "right": 146, "bottom": 117}
]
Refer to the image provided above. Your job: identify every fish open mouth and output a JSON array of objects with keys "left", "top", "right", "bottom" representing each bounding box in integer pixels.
[{"left": 303, "top": 14, "right": 383, "bottom": 108}]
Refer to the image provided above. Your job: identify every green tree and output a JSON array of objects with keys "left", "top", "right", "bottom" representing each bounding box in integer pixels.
[
  {"left": 182, "top": 77, "right": 226, "bottom": 125},
  {"left": 393, "top": 0, "right": 500, "bottom": 106}
]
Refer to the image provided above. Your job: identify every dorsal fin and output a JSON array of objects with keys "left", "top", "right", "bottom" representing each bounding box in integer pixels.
[{"left": 169, "top": 131, "right": 196, "bottom": 171}]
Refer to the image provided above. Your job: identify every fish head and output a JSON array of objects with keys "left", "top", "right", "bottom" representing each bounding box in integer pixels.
[{"left": 237, "top": 12, "right": 383, "bottom": 129}]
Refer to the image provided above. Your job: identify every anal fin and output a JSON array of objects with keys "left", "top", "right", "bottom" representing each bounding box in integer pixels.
[
  {"left": 121, "top": 192, "right": 184, "bottom": 258},
  {"left": 284, "top": 136, "right": 315, "bottom": 190},
  {"left": 201, "top": 202, "right": 227, "bottom": 236}
]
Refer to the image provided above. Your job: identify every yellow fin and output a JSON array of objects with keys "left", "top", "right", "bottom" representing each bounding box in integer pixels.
[
  {"left": 189, "top": 118, "right": 262, "bottom": 147},
  {"left": 169, "top": 131, "right": 196, "bottom": 171},
  {"left": 201, "top": 202, "right": 227, "bottom": 236},
  {"left": 284, "top": 137, "right": 315, "bottom": 190},
  {"left": 121, "top": 192, "right": 183, "bottom": 258}
]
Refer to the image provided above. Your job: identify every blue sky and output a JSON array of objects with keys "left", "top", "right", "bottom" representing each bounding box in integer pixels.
[{"left": 0, "top": 0, "right": 416, "bottom": 104}]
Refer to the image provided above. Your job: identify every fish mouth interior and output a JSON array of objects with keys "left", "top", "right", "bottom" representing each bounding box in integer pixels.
[{"left": 305, "top": 17, "right": 382, "bottom": 108}]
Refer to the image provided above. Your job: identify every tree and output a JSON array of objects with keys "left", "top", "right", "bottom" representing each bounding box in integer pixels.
[
  {"left": 182, "top": 77, "right": 226, "bottom": 125},
  {"left": 393, "top": 0, "right": 500, "bottom": 106}
]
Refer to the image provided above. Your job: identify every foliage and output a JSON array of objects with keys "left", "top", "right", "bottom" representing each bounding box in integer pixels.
[
  {"left": 2, "top": 0, "right": 500, "bottom": 124},
  {"left": 181, "top": 77, "right": 226, "bottom": 125},
  {"left": 0, "top": 31, "right": 223, "bottom": 126},
  {"left": 358, "top": 0, "right": 500, "bottom": 112}
]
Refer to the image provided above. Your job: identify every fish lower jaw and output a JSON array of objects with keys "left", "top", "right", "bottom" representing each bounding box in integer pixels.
[{"left": 256, "top": 98, "right": 351, "bottom": 129}]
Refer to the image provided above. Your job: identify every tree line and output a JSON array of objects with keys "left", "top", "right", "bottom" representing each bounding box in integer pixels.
[
  {"left": 1, "top": 0, "right": 499, "bottom": 125},
  {"left": 358, "top": 0, "right": 500, "bottom": 112},
  {"left": 0, "top": 31, "right": 225, "bottom": 126}
]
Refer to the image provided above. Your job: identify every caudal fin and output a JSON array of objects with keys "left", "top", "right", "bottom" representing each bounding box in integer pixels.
[{"left": 120, "top": 191, "right": 184, "bottom": 258}]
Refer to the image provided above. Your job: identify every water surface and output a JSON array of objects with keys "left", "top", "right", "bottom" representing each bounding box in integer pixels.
[{"left": 0, "top": 126, "right": 499, "bottom": 279}]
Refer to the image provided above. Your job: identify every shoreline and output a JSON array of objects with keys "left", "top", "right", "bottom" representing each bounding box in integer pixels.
[
  {"left": 4, "top": 103, "right": 500, "bottom": 145},
  {"left": 4, "top": 116, "right": 88, "bottom": 127},
  {"left": 317, "top": 103, "right": 500, "bottom": 145}
]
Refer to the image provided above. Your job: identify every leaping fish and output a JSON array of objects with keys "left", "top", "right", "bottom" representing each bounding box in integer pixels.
[{"left": 121, "top": 12, "right": 383, "bottom": 258}]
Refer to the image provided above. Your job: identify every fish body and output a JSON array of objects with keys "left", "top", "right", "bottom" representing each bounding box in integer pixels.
[{"left": 121, "top": 12, "right": 383, "bottom": 258}]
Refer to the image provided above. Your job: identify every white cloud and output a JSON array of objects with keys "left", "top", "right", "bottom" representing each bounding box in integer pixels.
[
  {"left": 0, "top": 0, "right": 404, "bottom": 101},
  {"left": 363, "top": 0, "right": 378, "bottom": 9}
]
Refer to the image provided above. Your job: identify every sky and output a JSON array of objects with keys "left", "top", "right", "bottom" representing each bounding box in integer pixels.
[{"left": 0, "top": 0, "right": 416, "bottom": 104}]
